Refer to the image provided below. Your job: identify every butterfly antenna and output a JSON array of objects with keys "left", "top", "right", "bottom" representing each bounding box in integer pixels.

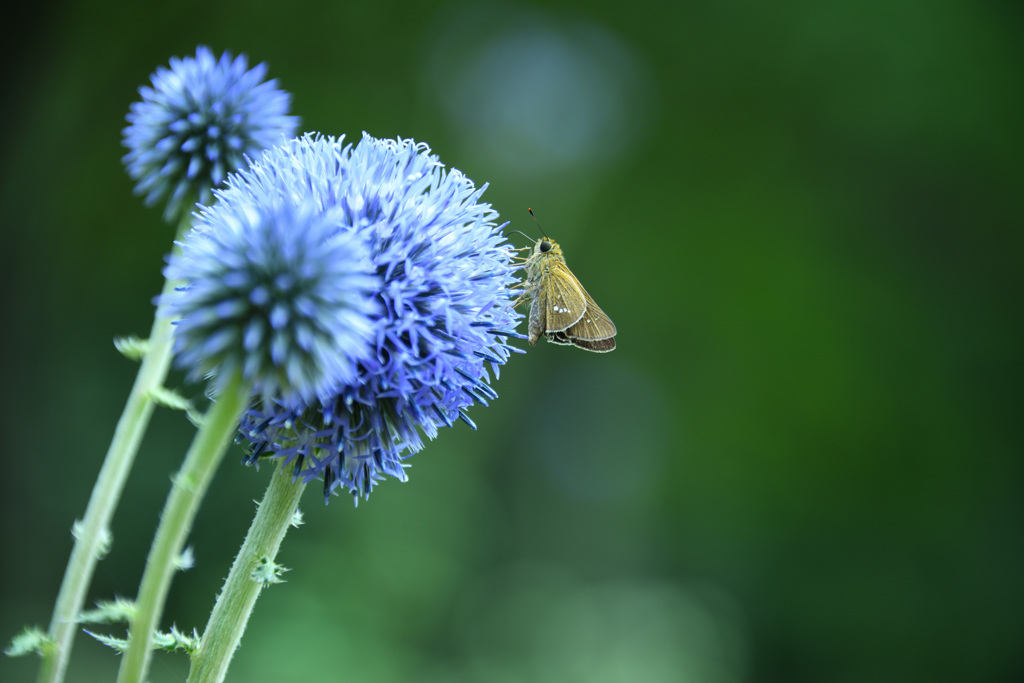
[
  {"left": 527, "top": 207, "right": 549, "bottom": 238},
  {"left": 507, "top": 229, "right": 534, "bottom": 242}
]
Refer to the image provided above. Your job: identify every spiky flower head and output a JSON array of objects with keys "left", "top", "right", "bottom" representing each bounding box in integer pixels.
[
  {"left": 232, "top": 133, "right": 523, "bottom": 503},
  {"left": 162, "top": 197, "right": 380, "bottom": 404},
  {"left": 122, "top": 46, "right": 298, "bottom": 221}
]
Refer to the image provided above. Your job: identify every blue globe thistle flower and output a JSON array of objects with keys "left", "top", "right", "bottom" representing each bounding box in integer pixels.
[
  {"left": 123, "top": 46, "right": 298, "bottom": 221},
  {"left": 163, "top": 198, "right": 380, "bottom": 404},
  {"left": 229, "top": 133, "right": 524, "bottom": 504}
]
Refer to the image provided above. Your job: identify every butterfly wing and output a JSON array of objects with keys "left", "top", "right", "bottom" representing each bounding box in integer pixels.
[
  {"left": 548, "top": 314, "right": 616, "bottom": 351},
  {"left": 567, "top": 335, "right": 616, "bottom": 352},
  {"left": 542, "top": 261, "right": 588, "bottom": 333},
  {"left": 561, "top": 287, "right": 616, "bottom": 352},
  {"left": 546, "top": 331, "right": 576, "bottom": 346},
  {"left": 565, "top": 287, "right": 617, "bottom": 341}
]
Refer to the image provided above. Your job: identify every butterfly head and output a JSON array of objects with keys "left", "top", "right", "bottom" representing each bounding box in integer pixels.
[{"left": 533, "top": 237, "right": 562, "bottom": 258}]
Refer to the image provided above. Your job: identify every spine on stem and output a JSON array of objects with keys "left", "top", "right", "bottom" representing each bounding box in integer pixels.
[
  {"left": 187, "top": 466, "right": 306, "bottom": 683},
  {"left": 116, "top": 374, "right": 251, "bottom": 683},
  {"left": 38, "top": 216, "right": 190, "bottom": 683}
]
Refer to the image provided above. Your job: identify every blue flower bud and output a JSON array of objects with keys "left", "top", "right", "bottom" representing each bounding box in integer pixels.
[
  {"left": 122, "top": 46, "right": 298, "bottom": 221},
  {"left": 164, "top": 198, "right": 380, "bottom": 404}
]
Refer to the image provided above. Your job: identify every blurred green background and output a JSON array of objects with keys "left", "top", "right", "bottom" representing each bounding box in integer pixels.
[{"left": 2, "top": 0, "right": 1022, "bottom": 681}]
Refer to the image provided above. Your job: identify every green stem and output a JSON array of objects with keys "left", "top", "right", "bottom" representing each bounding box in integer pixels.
[
  {"left": 116, "top": 374, "right": 251, "bottom": 683},
  {"left": 187, "top": 466, "right": 307, "bottom": 683},
  {"left": 38, "top": 215, "right": 192, "bottom": 683}
]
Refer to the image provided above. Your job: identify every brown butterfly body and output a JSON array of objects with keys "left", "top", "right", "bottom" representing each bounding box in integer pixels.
[{"left": 522, "top": 237, "right": 617, "bottom": 352}]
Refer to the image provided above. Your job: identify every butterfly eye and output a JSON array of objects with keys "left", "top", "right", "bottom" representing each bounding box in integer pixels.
[{"left": 539, "top": 240, "right": 552, "bottom": 253}]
